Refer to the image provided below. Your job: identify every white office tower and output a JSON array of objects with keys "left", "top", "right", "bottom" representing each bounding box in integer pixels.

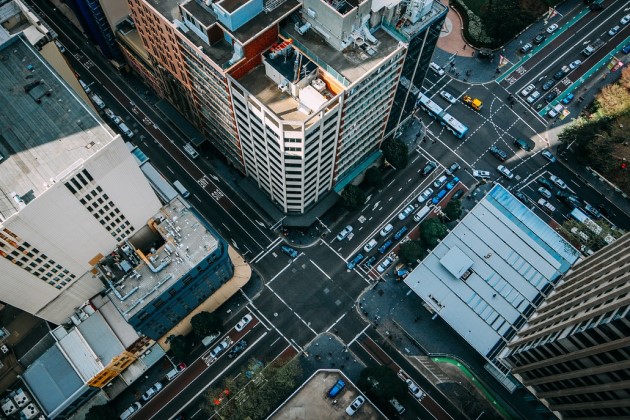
[{"left": 0, "top": 34, "right": 161, "bottom": 323}]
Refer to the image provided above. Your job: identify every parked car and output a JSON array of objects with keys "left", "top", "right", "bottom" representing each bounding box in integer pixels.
[
  {"left": 553, "top": 66, "right": 570, "bottom": 80},
  {"left": 514, "top": 138, "right": 531, "bottom": 151},
  {"left": 422, "top": 161, "right": 437, "bottom": 176},
  {"left": 546, "top": 23, "right": 559, "bottom": 33},
  {"left": 394, "top": 226, "right": 408, "bottom": 240},
  {"left": 440, "top": 90, "right": 457, "bottom": 104},
  {"left": 417, "top": 187, "right": 434, "bottom": 203},
  {"left": 569, "top": 60, "right": 582, "bottom": 70},
  {"left": 142, "top": 382, "right": 163, "bottom": 402},
  {"left": 538, "top": 198, "right": 556, "bottom": 213},
  {"left": 622, "top": 14, "right": 630, "bottom": 25},
  {"left": 527, "top": 91, "right": 541, "bottom": 103},
  {"left": 520, "top": 84, "right": 535, "bottom": 97},
  {"left": 549, "top": 174, "right": 567, "bottom": 189},
  {"left": 235, "top": 314, "right": 253, "bottom": 332},
  {"left": 556, "top": 190, "right": 582, "bottom": 207},
  {"left": 538, "top": 177, "right": 554, "bottom": 190},
  {"left": 328, "top": 379, "right": 346, "bottom": 398},
  {"left": 538, "top": 187, "right": 552, "bottom": 198},
  {"left": 583, "top": 203, "right": 603, "bottom": 219},
  {"left": 347, "top": 253, "right": 364, "bottom": 270},
  {"left": 452, "top": 189, "right": 464, "bottom": 200},
  {"left": 281, "top": 245, "right": 298, "bottom": 258},
  {"left": 336, "top": 225, "right": 353, "bottom": 241},
  {"left": 228, "top": 340, "right": 248, "bottom": 358},
  {"left": 446, "top": 162, "right": 460, "bottom": 175},
  {"left": 472, "top": 169, "right": 491, "bottom": 179},
  {"left": 520, "top": 42, "right": 533, "bottom": 53},
  {"left": 562, "top": 93, "right": 574, "bottom": 104},
  {"left": 380, "top": 223, "right": 394, "bottom": 237},
  {"left": 515, "top": 191, "right": 529, "bottom": 203},
  {"left": 345, "top": 396, "right": 366, "bottom": 416},
  {"left": 378, "top": 240, "right": 393, "bottom": 254},
  {"left": 545, "top": 92, "right": 558, "bottom": 103},
  {"left": 542, "top": 79, "right": 556, "bottom": 91},
  {"left": 446, "top": 177, "right": 460, "bottom": 190},
  {"left": 489, "top": 145, "right": 508, "bottom": 161},
  {"left": 363, "top": 239, "right": 378, "bottom": 253},
  {"left": 623, "top": 44, "right": 630, "bottom": 54},
  {"left": 433, "top": 175, "right": 448, "bottom": 189},
  {"left": 120, "top": 402, "right": 142, "bottom": 420},
  {"left": 363, "top": 255, "right": 377, "bottom": 268},
  {"left": 398, "top": 205, "right": 415, "bottom": 220},
  {"left": 497, "top": 165, "right": 514, "bottom": 179},
  {"left": 431, "top": 189, "right": 447, "bottom": 204},
  {"left": 608, "top": 26, "right": 620, "bottom": 36},
  {"left": 406, "top": 379, "right": 425, "bottom": 399},
  {"left": 209, "top": 338, "right": 232, "bottom": 360},
  {"left": 377, "top": 257, "right": 394, "bottom": 273},
  {"left": 541, "top": 149, "right": 557, "bottom": 162},
  {"left": 533, "top": 34, "right": 546, "bottom": 45}
]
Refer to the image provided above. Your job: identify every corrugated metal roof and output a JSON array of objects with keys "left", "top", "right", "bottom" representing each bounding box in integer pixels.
[
  {"left": 57, "top": 330, "right": 100, "bottom": 382},
  {"left": 77, "top": 312, "right": 124, "bottom": 366}
]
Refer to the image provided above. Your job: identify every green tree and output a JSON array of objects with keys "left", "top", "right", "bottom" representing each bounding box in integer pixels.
[
  {"left": 169, "top": 335, "right": 191, "bottom": 363},
  {"left": 381, "top": 138, "right": 409, "bottom": 170},
  {"left": 420, "top": 218, "right": 448, "bottom": 249},
  {"left": 399, "top": 241, "right": 424, "bottom": 264},
  {"left": 85, "top": 403, "right": 117, "bottom": 420},
  {"left": 444, "top": 199, "right": 462, "bottom": 221},
  {"left": 341, "top": 185, "right": 366, "bottom": 210},
  {"left": 191, "top": 311, "right": 222, "bottom": 337},
  {"left": 364, "top": 167, "right": 383, "bottom": 188}
]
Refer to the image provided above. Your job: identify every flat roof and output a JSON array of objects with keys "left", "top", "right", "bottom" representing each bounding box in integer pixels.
[
  {"left": 181, "top": 0, "right": 217, "bottom": 27},
  {"left": 216, "top": 0, "right": 250, "bottom": 14},
  {"left": 146, "top": 0, "right": 181, "bottom": 21},
  {"left": 404, "top": 185, "right": 579, "bottom": 359},
  {"left": 179, "top": 22, "right": 234, "bottom": 67},
  {"left": 230, "top": 0, "right": 300, "bottom": 44},
  {"left": 0, "top": 35, "right": 113, "bottom": 221},
  {"left": 103, "top": 197, "right": 220, "bottom": 319}
]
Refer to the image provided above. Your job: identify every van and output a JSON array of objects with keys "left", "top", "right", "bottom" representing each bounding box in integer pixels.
[
  {"left": 166, "top": 363, "right": 185, "bottom": 381},
  {"left": 429, "top": 62, "right": 445, "bottom": 76},
  {"left": 328, "top": 379, "right": 345, "bottom": 398},
  {"left": 91, "top": 94, "right": 105, "bottom": 109},
  {"left": 118, "top": 123, "right": 134, "bottom": 138},
  {"left": 173, "top": 180, "right": 190, "bottom": 198},
  {"left": 79, "top": 79, "right": 91, "bottom": 93},
  {"left": 184, "top": 143, "right": 199, "bottom": 159},
  {"left": 389, "top": 398, "right": 405, "bottom": 415},
  {"left": 414, "top": 205, "right": 431, "bottom": 222},
  {"left": 201, "top": 334, "right": 218, "bottom": 347}
]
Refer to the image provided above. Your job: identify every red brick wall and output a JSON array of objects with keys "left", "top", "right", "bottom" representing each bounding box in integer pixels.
[{"left": 228, "top": 26, "right": 278, "bottom": 80}]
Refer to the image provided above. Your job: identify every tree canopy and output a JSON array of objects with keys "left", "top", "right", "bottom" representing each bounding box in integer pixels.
[
  {"left": 444, "top": 199, "right": 462, "bottom": 221},
  {"left": 169, "top": 335, "right": 192, "bottom": 363},
  {"left": 381, "top": 138, "right": 409, "bottom": 170},
  {"left": 399, "top": 241, "right": 424, "bottom": 264},
  {"left": 85, "top": 403, "right": 117, "bottom": 420},
  {"left": 191, "top": 311, "right": 223, "bottom": 337},
  {"left": 341, "top": 185, "right": 366, "bottom": 210},
  {"left": 420, "top": 218, "right": 448, "bottom": 248},
  {"left": 364, "top": 167, "right": 384, "bottom": 188}
]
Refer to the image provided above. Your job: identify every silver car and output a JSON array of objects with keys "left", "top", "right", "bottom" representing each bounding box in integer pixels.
[{"left": 527, "top": 91, "right": 541, "bottom": 104}]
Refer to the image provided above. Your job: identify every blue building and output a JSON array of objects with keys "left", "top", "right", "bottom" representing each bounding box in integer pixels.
[
  {"left": 66, "top": 0, "right": 122, "bottom": 59},
  {"left": 101, "top": 196, "right": 234, "bottom": 340}
]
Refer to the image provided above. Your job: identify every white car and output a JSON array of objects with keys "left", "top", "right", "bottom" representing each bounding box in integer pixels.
[
  {"left": 380, "top": 224, "right": 393, "bottom": 237},
  {"left": 538, "top": 187, "right": 552, "bottom": 198},
  {"left": 433, "top": 175, "right": 448, "bottom": 189},
  {"left": 336, "top": 225, "right": 353, "bottom": 241},
  {"left": 345, "top": 396, "right": 365, "bottom": 416},
  {"left": 608, "top": 26, "right": 620, "bottom": 36},
  {"left": 406, "top": 379, "right": 425, "bottom": 400},
  {"left": 363, "top": 239, "right": 378, "bottom": 253},
  {"left": 472, "top": 169, "right": 491, "bottom": 179},
  {"left": 417, "top": 187, "right": 434, "bottom": 204},
  {"left": 520, "top": 84, "right": 535, "bottom": 97},
  {"left": 120, "top": 402, "right": 142, "bottom": 420},
  {"left": 549, "top": 174, "right": 567, "bottom": 189},
  {"left": 235, "top": 314, "right": 253, "bottom": 332},
  {"left": 440, "top": 90, "right": 457, "bottom": 104},
  {"left": 621, "top": 14, "right": 630, "bottom": 25},
  {"left": 541, "top": 149, "right": 557, "bottom": 163},
  {"left": 209, "top": 338, "right": 232, "bottom": 360},
  {"left": 429, "top": 62, "right": 445, "bottom": 76},
  {"left": 496, "top": 165, "right": 514, "bottom": 179},
  {"left": 376, "top": 257, "right": 393, "bottom": 273},
  {"left": 527, "top": 91, "right": 541, "bottom": 104},
  {"left": 569, "top": 60, "right": 582, "bottom": 70},
  {"left": 141, "top": 382, "right": 163, "bottom": 402},
  {"left": 398, "top": 205, "right": 414, "bottom": 220},
  {"left": 546, "top": 23, "right": 559, "bottom": 33}
]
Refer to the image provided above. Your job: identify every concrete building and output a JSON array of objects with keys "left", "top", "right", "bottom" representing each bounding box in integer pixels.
[
  {"left": 123, "top": 0, "right": 446, "bottom": 217},
  {"left": 500, "top": 233, "right": 630, "bottom": 418},
  {"left": 404, "top": 185, "right": 580, "bottom": 388}
]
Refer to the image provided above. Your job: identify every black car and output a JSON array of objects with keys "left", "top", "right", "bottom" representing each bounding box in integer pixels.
[
  {"left": 556, "top": 190, "right": 583, "bottom": 207},
  {"left": 533, "top": 34, "right": 546, "bottom": 45},
  {"left": 514, "top": 138, "right": 532, "bottom": 151},
  {"left": 538, "top": 177, "right": 554, "bottom": 190},
  {"left": 590, "top": 3, "right": 603, "bottom": 10},
  {"left": 515, "top": 191, "right": 529, "bottom": 203},
  {"left": 422, "top": 161, "right": 437, "bottom": 176},
  {"left": 489, "top": 145, "right": 508, "bottom": 161},
  {"left": 542, "top": 79, "right": 556, "bottom": 91},
  {"left": 583, "top": 204, "right": 603, "bottom": 219},
  {"left": 545, "top": 92, "right": 558, "bottom": 103},
  {"left": 228, "top": 340, "right": 247, "bottom": 358},
  {"left": 452, "top": 189, "right": 465, "bottom": 200}
]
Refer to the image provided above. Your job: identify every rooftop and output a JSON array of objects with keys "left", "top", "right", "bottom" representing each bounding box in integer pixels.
[
  {"left": 0, "top": 35, "right": 113, "bottom": 222},
  {"left": 404, "top": 185, "right": 579, "bottom": 359},
  {"left": 181, "top": 0, "right": 216, "bottom": 27},
  {"left": 102, "top": 197, "right": 220, "bottom": 319},
  {"left": 146, "top": 0, "right": 181, "bottom": 21}
]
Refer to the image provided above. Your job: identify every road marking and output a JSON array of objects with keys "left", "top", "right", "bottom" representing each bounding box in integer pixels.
[
  {"left": 325, "top": 312, "right": 346, "bottom": 332},
  {"left": 270, "top": 337, "right": 281, "bottom": 347},
  {"left": 266, "top": 256, "right": 301, "bottom": 285},
  {"left": 166, "top": 166, "right": 174, "bottom": 174},
  {"left": 222, "top": 223, "right": 230, "bottom": 232},
  {"left": 265, "top": 283, "right": 317, "bottom": 335},
  {"left": 251, "top": 237, "right": 283, "bottom": 263},
  {"left": 310, "top": 259, "right": 331, "bottom": 280},
  {"left": 348, "top": 324, "right": 370, "bottom": 346}
]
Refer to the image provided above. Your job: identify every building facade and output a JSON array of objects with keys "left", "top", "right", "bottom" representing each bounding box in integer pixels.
[{"left": 500, "top": 233, "right": 630, "bottom": 418}]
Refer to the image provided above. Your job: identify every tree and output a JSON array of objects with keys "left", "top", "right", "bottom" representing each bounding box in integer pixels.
[
  {"left": 364, "top": 167, "right": 383, "bottom": 188},
  {"left": 85, "top": 403, "right": 117, "bottom": 420},
  {"left": 444, "top": 200, "right": 462, "bottom": 221},
  {"left": 381, "top": 138, "right": 409, "bottom": 170},
  {"left": 169, "top": 335, "right": 191, "bottom": 363},
  {"left": 341, "top": 185, "right": 366, "bottom": 210},
  {"left": 420, "top": 218, "right": 448, "bottom": 249},
  {"left": 399, "top": 241, "right": 424, "bottom": 264},
  {"left": 191, "top": 311, "right": 222, "bottom": 337}
]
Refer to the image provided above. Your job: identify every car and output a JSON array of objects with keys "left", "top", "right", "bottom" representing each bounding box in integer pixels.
[
  {"left": 515, "top": 191, "right": 529, "bottom": 203},
  {"left": 120, "top": 402, "right": 142, "bottom": 420},
  {"left": 345, "top": 395, "right": 366, "bottom": 416},
  {"left": 608, "top": 26, "right": 620, "bottom": 36},
  {"left": 380, "top": 223, "right": 393, "bottom": 237},
  {"left": 556, "top": 190, "right": 582, "bottom": 208},
  {"left": 621, "top": 14, "right": 630, "bottom": 25},
  {"left": 431, "top": 189, "right": 447, "bottom": 204},
  {"left": 377, "top": 257, "right": 393, "bottom": 273},
  {"left": 538, "top": 176, "right": 554, "bottom": 190},
  {"left": 538, "top": 187, "right": 552, "bottom": 198},
  {"left": 497, "top": 165, "right": 514, "bottom": 179},
  {"left": 489, "top": 146, "right": 508, "bottom": 161},
  {"left": 378, "top": 240, "right": 393, "bottom": 254},
  {"left": 583, "top": 203, "right": 603, "bottom": 219},
  {"left": 433, "top": 175, "right": 448, "bottom": 189},
  {"left": 347, "top": 253, "right": 364, "bottom": 270},
  {"left": 562, "top": 93, "right": 574, "bottom": 104},
  {"left": 328, "top": 379, "right": 346, "bottom": 398},
  {"left": 417, "top": 187, "right": 434, "bottom": 203},
  {"left": 281, "top": 245, "right": 298, "bottom": 258},
  {"left": 452, "top": 189, "right": 464, "bottom": 200},
  {"left": 166, "top": 362, "right": 187, "bottom": 381},
  {"left": 546, "top": 23, "right": 559, "bottom": 33},
  {"left": 533, "top": 34, "right": 546, "bottom": 45},
  {"left": 209, "top": 338, "right": 232, "bottom": 360},
  {"left": 421, "top": 161, "right": 437, "bottom": 176},
  {"left": 590, "top": 3, "right": 603, "bottom": 10},
  {"left": 527, "top": 91, "right": 541, "bottom": 103},
  {"left": 446, "top": 162, "right": 460, "bottom": 175},
  {"left": 549, "top": 174, "right": 567, "bottom": 189},
  {"left": 472, "top": 169, "right": 491, "bottom": 179},
  {"left": 440, "top": 90, "right": 457, "bottom": 104},
  {"left": 623, "top": 44, "right": 630, "bottom": 54},
  {"left": 569, "top": 60, "right": 582, "bottom": 70},
  {"left": 235, "top": 314, "right": 253, "bottom": 332},
  {"left": 541, "top": 149, "right": 557, "bottom": 162},
  {"left": 142, "top": 382, "right": 163, "bottom": 402},
  {"left": 228, "top": 340, "right": 248, "bottom": 358},
  {"left": 429, "top": 62, "right": 445, "bottom": 76},
  {"left": 336, "top": 225, "right": 353, "bottom": 241},
  {"left": 514, "top": 138, "right": 532, "bottom": 151},
  {"left": 545, "top": 92, "right": 558, "bottom": 103},
  {"left": 394, "top": 226, "right": 408, "bottom": 240},
  {"left": 542, "top": 79, "right": 556, "bottom": 91},
  {"left": 398, "top": 204, "right": 415, "bottom": 220},
  {"left": 553, "top": 66, "right": 570, "bottom": 80},
  {"left": 520, "top": 84, "right": 535, "bottom": 97},
  {"left": 520, "top": 42, "right": 533, "bottom": 54},
  {"left": 363, "top": 239, "right": 378, "bottom": 253},
  {"left": 446, "top": 177, "right": 460, "bottom": 190},
  {"left": 406, "top": 379, "right": 425, "bottom": 400},
  {"left": 538, "top": 198, "right": 556, "bottom": 213},
  {"left": 547, "top": 104, "right": 563, "bottom": 118},
  {"left": 363, "top": 255, "right": 377, "bottom": 268}
]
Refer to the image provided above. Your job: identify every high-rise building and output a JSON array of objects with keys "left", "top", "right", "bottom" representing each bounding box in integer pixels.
[
  {"left": 125, "top": 0, "right": 446, "bottom": 214},
  {"left": 499, "top": 233, "right": 630, "bottom": 418}
]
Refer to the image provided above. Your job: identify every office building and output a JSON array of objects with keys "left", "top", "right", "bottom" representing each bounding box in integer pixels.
[
  {"left": 500, "top": 233, "right": 630, "bottom": 418},
  {"left": 125, "top": 0, "right": 446, "bottom": 215},
  {"left": 404, "top": 185, "right": 580, "bottom": 387}
]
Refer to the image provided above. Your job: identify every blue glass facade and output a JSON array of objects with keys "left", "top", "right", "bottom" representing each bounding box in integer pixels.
[{"left": 66, "top": 0, "right": 122, "bottom": 60}]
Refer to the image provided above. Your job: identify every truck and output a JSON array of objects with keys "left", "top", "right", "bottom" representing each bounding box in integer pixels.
[
  {"left": 581, "top": 38, "right": 604, "bottom": 56},
  {"left": 173, "top": 180, "right": 190, "bottom": 198},
  {"left": 462, "top": 95, "right": 483, "bottom": 111}
]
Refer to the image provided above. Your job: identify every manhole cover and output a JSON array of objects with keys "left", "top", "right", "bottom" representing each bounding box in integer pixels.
[
  {"left": 323, "top": 288, "right": 330, "bottom": 294},
  {"left": 274, "top": 312, "right": 278, "bottom": 317},
  {"left": 335, "top": 299, "right": 342, "bottom": 306}
]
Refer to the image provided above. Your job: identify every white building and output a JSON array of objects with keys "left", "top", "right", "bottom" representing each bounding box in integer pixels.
[{"left": 0, "top": 34, "right": 161, "bottom": 323}]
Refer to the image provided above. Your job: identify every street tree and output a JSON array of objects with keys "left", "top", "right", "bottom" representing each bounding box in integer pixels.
[
  {"left": 444, "top": 199, "right": 462, "bottom": 221},
  {"left": 191, "top": 311, "right": 222, "bottom": 337},
  {"left": 341, "top": 185, "right": 366, "bottom": 210},
  {"left": 364, "top": 167, "right": 383, "bottom": 188},
  {"left": 420, "top": 218, "right": 448, "bottom": 248},
  {"left": 399, "top": 241, "right": 424, "bottom": 264},
  {"left": 169, "top": 335, "right": 192, "bottom": 363},
  {"left": 85, "top": 403, "right": 117, "bottom": 420},
  {"left": 381, "top": 138, "right": 409, "bottom": 170}
]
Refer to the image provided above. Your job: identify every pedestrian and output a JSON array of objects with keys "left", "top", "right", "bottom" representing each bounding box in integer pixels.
[
  {"left": 472, "top": 50, "right": 475, "bottom": 57},
  {"left": 455, "top": 72, "right": 459, "bottom": 77},
  {"left": 422, "top": 137, "right": 427, "bottom": 143},
  {"left": 463, "top": 44, "right": 466, "bottom": 50}
]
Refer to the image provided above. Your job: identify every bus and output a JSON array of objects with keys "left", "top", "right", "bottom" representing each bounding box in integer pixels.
[
  {"left": 570, "top": 208, "right": 602, "bottom": 235},
  {"left": 416, "top": 92, "right": 468, "bottom": 138}
]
